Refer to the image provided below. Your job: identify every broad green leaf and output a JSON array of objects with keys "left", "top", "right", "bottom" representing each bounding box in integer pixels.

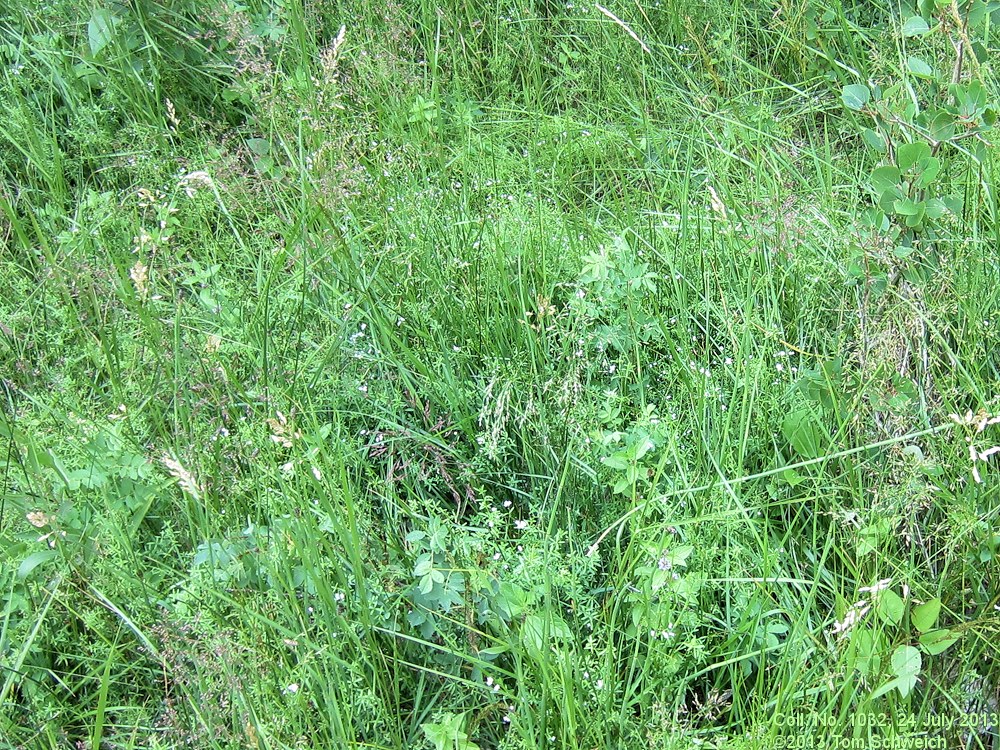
[
  {"left": 652, "top": 568, "right": 671, "bottom": 590},
  {"left": 870, "top": 165, "right": 901, "bottom": 196},
  {"left": 893, "top": 198, "right": 923, "bottom": 216},
  {"left": 910, "top": 598, "right": 941, "bottom": 632},
  {"left": 602, "top": 454, "right": 630, "bottom": 471},
  {"left": 663, "top": 545, "right": 694, "bottom": 568},
  {"left": 782, "top": 408, "right": 824, "bottom": 458},
  {"left": 902, "top": 15, "right": 931, "bottom": 36},
  {"left": 413, "top": 553, "right": 434, "bottom": 577},
  {"left": 972, "top": 39, "right": 990, "bottom": 64},
  {"left": 781, "top": 468, "right": 805, "bottom": 486},
  {"left": 856, "top": 519, "right": 891, "bottom": 555},
  {"left": 968, "top": 0, "right": 989, "bottom": 26},
  {"left": 871, "top": 675, "right": 917, "bottom": 699},
  {"left": 842, "top": 84, "right": 871, "bottom": 111},
  {"left": 494, "top": 582, "right": 529, "bottom": 619},
  {"left": 88, "top": 9, "right": 119, "bottom": 57},
  {"left": 942, "top": 195, "right": 964, "bottom": 215},
  {"left": 898, "top": 142, "right": 932, "bottom": 171},
  {"left": 849, "top": 629, "right": 880, "bottom": 677},
  {"left": 915, "top": 156, "right": 941, "bottom": 187},
  {"left": 907, "top": 56, "right": 935, "bottom": 79},
  {"left": 919, "top": 628, "right": 960, "bottom": 655},
  {"left": 478, "top": 646, "right": 509, "bottom": 660},
  {"left": 956, "top": 80, "right": 988, "bottom": 118},
  {"left": 925, "top": 198, "right": 947, "bottom": 219},
  {"left": 422, "top": 713, "right": 480, "bottom": 750},
  {"left": 419, "top": 573, "right": 435, "bottom": 594},
  {"left": 877, "top": 590, "right": 905, "bottom": 626},
  {"left": 633, "top": 436, "right": 655, "bottom": 461},
  {"left": 926, "top": 110, "right": 956, "bottom": 141},
  {"left": 904, "top": 203, "right": 926, "bottom": 227},
  {"left": 247, "top": 138, "right": 271, "bottom": 156},
  {"left": 891, "top": 644, "right": 922, "bottom": 677},
  {"left": 522, "top": 613, "right": 574, "bottom": 651},
  {"left": 862, "top": 128, "right": 887, "bottom": 152}
]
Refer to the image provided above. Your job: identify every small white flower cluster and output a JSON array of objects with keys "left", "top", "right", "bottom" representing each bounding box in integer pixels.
[
  {"left": 831, "top": 579, "right": 894, "bottom": 639},
  {"left": 649, "top": 625, "right": 676, "bottom": 640},
  {"left": 952, "top": 410, "right": 1000, "bottom": 484},
  {"left": 178, "top": 170, "right": 214, "bottom": 198}
]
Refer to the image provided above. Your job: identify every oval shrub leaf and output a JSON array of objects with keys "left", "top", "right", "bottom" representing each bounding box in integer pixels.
[
  {"left": 902, "top": 15, "right": 931, "bottom": 36},
  {"left": 919, "top": 628, "right": 960, "bottom": 655},
  {"left": 877, "top": 590, "right": 905, "bottom": 626},
  {"left": 862, "top": 128, "right": 887, "bottom": 152},
  {"left": 842, "top": 84, "right": 871, "bottom": 111},
  {"left": 910, "top": 597, "right": 941, "bottom": 633},
  {"left": 891, "top": 644, "right": 922, "bottom": 677},
  {"left": 907, "top": 56, "right": 935, "bottom": 79}
]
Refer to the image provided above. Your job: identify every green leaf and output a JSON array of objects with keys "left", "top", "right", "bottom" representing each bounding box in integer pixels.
[
  {"left": 871, "top": 675, "right": 915, "bottom": 699},
  {"left": 955, "top": 80, "right": 988, "bottom": 119},
  {"left": 781, "top": 468, "right": 805, "bottom": 486},
  {"left": 17, "top": 549, "right": 60, "bottom": 580},
  {"left": 904, "top": 204, "right": 926, "bottom": 228},
  {"left": 781, "top": 408, "right": 825, "bottom": 458},
  {"left": 926, "top": 110, "right": 957, "bottom": 141},
  {"left": 662, "top": 545, "right": 694, "bottom": 568},
  {"left": 493, "top": 582, "right": 529, "bottom": 619},
  {"left": 602, "top": 453, "right": 630, "bottom": 471},
  {"left": 898, "top": 142, "right": 932, "bottom": 171},
  {"left": 247, "top": 138, "right": 271, "bottom": 156},
  {"left": 902, "top": 15, "right": 931, "bottom": 35},
  {"left": 849, "top": 629, "right": 881, "bottom": 677},
  {"left": 522, "top": 613, "right": 574, "bottom": 651},
  {"left": 842, "top": 84, "right": 871, "bottom": 110},
  {"left": 891, "top": 644, "right": 922, "bottom": 677},
  {"left": 870, "top": 166, "right": 902, "bottom": 207},
  {"left": 919, "top": 628, "right": 960, "bottom": 655},
  {"left": 88, "top": 8, "right": 119, "bottom": 57},
  {"left": 633, "top": 435, "right": 655, "bottom": 460},
  {"left": 877, "top": 590, "right": 905, "bottom": 626},
  {"left": 942, "top": 195, "right": 964, "bottom": 215},
  {"left": 906, "top": 56, "right": 935, "bottom": 79},
  {"left": 910, "top": 598, "right": 941, "bottom": 633},
  {"left": 422, "top": 714, "right": 480, "bottom": 750},
  {"left": 925, "top": 198, "right": 947, "bottom": 219},
  {"left": 893, "top": 198, "right": 923, "bottom": 216},
  {"left": 413, "top": 553, "right": 434, "bottom": 577},
  {"left": 862, "top": 128, "right": 887, "bottom": 152},
  {"left": 915, "top": 156, "right": 940, "bottom": 187},
  {"left": 856, "top": 519, "right": 892, "bottom": 555}
]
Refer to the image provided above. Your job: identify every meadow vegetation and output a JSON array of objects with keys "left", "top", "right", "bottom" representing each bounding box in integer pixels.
[{"left": 1, "top": 0, "right": 999, "bottom": 747}]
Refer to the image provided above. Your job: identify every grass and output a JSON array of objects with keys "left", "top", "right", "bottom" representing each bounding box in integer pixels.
[{"left": 1, "top": 0, "right": 999, "bottom": 748}]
